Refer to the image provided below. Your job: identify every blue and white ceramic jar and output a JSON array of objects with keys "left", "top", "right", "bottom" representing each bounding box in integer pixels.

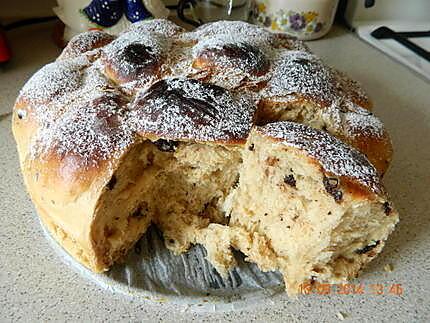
[{"left": 54, "top": 0, "right": 169, "bottom": 41}]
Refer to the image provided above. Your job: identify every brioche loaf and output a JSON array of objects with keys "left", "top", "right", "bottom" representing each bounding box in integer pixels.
[{"left": 12, "top": 19, "right": 398, "bottom": 295}]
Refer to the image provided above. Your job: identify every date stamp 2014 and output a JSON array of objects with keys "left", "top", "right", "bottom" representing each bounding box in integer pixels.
[{"left": 298, "top": 282, "right": 404, "bottom": 296}]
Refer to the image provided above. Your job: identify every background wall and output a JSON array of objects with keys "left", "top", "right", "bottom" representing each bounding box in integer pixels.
[
  {"left": 0, "top": 0, "right": 57, "bottom": 20},
  {"left": 344, "top": 0, "right": 430, "bottom": 23},
  {"left": 1, "top": 0, "right": 176, "bottom": 21},
  {"left": 0, "top": 0, "right": 178, "bottom": 20}
]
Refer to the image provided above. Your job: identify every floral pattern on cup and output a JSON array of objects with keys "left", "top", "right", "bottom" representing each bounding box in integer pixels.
[{"left": 252, "top": 1, "right": 325, "bottom": 37}]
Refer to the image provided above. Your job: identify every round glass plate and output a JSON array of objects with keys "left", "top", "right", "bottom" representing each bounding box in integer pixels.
[{"left": 42, "top": 222, "right": 285, "bottom": 312}]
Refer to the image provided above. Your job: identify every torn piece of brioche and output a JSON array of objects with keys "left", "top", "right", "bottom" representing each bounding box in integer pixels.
[{"left": 223, "top": 121, "right": 398, "bottom": 294}]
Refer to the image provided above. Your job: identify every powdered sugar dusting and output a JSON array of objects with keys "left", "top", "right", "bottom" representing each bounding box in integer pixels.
[
  {"left": 185, "top": 20, "right": 308, "bottom": 51},
  {"left": 341, "top": 102, "right": 384, "bottom": 138},
  {"left": 333, "top": 69, "right": 370, "bottom": 107},
  {"left": 187, "top": 21, "right": 308, "bottom": 88},
  {"left": 101, "top": 29, "right": 170, "bottom": 82},
  {"left": 104, "top": 29, "right": 169, "bottom": 60},
  {"left": 182, "top": 21, "right": 276, "bottom": 88},
  {"left": 186, "top": 20, "right": 275, "bottom": 47},
  {"left": 59, "top": 30, "right": 116, "bottom": 60},
  {"left": 263, "top": 50, "right": 371, "bottom": 109},
  {"left": 163, "top": 42, "right": 197, "bottom": 80},
  {"left": 258, "top": 121, "right": 383, "bottom": 194},
  {"left": 191, "top": 36, "right": 271, "bottom": 88},
  {"left": 29, "top": 63, "right": 116, "bottom": 129},
  {"left": 319, "top": 100, "right": 384, "bottom": 138},
  {"left": 19, "top": 56, "right": 90, "bottom": 105},
  {"left": 188, "top": 21, "right": 269, "bottom": 36},
  {"left": 18, "top": 19, "right": 387, "bottom": 176},
  {"left": 264, "top": 50, "right": 337, "bottom": 104},
  {"left": 128, "top": 78, "right": 256, "bottom": 143},
  {"left": 193, "top": 36, "right": 269, "bottom": 71},
  {"left": 128, "top": 18, "right": 185, "bottom": 37},
  {"left": 31, "top": 92, "right": 134, "bottom": 169},
  {"left": 271, "top": 32, "right": 310, "bottom": 52},
  {"left": 193, "top": 29, "right": 271, "bottom": 54}
]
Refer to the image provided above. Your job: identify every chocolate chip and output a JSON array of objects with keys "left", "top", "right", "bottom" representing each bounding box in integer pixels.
[
  {"left": 225, "top": 212, "right": 231, "bottom": 225},
  {"left": 131, "top": 205, "right": 143, "bottom": 217},
  {"left": 123, "top": 43, "right": 155, "bottom": 66},
  {"left": 107, "top": 175, "right": 117, "bottom": 190},
  {"left": 284, "top": 174, "right": 296, "bottom": 188},
  {"left": 338, "top": 105, "right": 350, "bottom": 113},
  {"left": 232, "top": 175, "right": 240, "bottom": 189},
  {"left": 154, "top": 139, "right": 179, "bottom": 152},
  {"left": 294, "top": 58, "right": 310, "bottom": 65},
  {"left": 16, "top": 109, "right": 27, "bottom": 120},
  {"left": 355, "top": 240, "right": 380, "bottom": 254},
  {"left": 331, "top": 191, "right": 342, "bottom": 202},
  {"left": 383, "top": 202, "right": 392, "bottom": 215},
  {"left": 144, "top": 151, "right": 154, "bottom": 167},
  {"left": 134, "top": 242, "right": 142, "bottom": 255},
  {"left": 202, "top": 42, "right": 269, "bottom": 76},
  {"left": 265, "top": 156, "right": 278, "bottom": 166},
  {"left": 248, "top": 144, "right": 255, "bottom": 151},
  {"left": 131, "top": 202, "right": 148, "bottom": 218},
  {"left": 323, "top": 176, "right": 343, "bottom": 202},
  {"left": 198, "top": 202, "right": 211, "bottom": 217}
]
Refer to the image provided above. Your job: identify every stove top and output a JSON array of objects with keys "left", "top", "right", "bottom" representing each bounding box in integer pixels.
[{"left": 355, "top": 21, "right": 430, "bottom": 81}]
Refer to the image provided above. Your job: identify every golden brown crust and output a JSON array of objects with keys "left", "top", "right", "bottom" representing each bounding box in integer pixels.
[
  {"left": 128, "top": 78, "right": 257, "bottom": 144},
  {"left": 58, "top": 30, "right": 116, "bottom": 61},
  {"left": 256, "top": 121, "right": 385, "bottom": 197},
  {"left": 99, "top": 30, "right": 168, "bottom": 86},
  {"left": 192, "top": 42, "right": 270, "bottom": 77},
  {"left": 261, "top": 50, "right": 372, "bottom": 110},
  {"left": 257, "top": 97, "right": 392, "bottom": 175}
]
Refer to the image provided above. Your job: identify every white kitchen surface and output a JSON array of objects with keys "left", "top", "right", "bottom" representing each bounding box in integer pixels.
[
  {"left": 1, "top": 21, "right": 430, "bottom": 322},
  {"left": 354, "top": 21, "right": 430, "bottom": 81}
]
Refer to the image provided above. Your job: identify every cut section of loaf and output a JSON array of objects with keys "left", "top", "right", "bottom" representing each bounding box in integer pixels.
[
  {"left": 222, "top": 122, "right": 398, "bottom": 294},
  {"left": 15, "top": 77, "right": 254, "bottom": 272},
  {"left": 91, "top": 140, "right": 241, "bottom": 271}
]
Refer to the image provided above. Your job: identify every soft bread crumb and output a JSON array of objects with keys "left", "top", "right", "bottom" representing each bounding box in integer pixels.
[
  {"left": 196, "top": 224, "right": 236, "bottom": 277},
  {"left": 225, "top": 126, "right": 398, "bottom": 294},
  {"left": 30, "top": 124, "right": 397, "bottom": 295},
  {"left": 86, "top": 125, "right": 398, "bottom": 295}
]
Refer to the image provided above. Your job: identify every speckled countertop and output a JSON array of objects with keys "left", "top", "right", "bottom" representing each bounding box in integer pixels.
[{"left": 1, "top": 21, "right": 429, "bottom": 322}]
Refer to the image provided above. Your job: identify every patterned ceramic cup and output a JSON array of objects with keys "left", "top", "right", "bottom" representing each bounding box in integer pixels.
[{"left": 252, "top": 0, "right": 339, "bottom": 40}]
